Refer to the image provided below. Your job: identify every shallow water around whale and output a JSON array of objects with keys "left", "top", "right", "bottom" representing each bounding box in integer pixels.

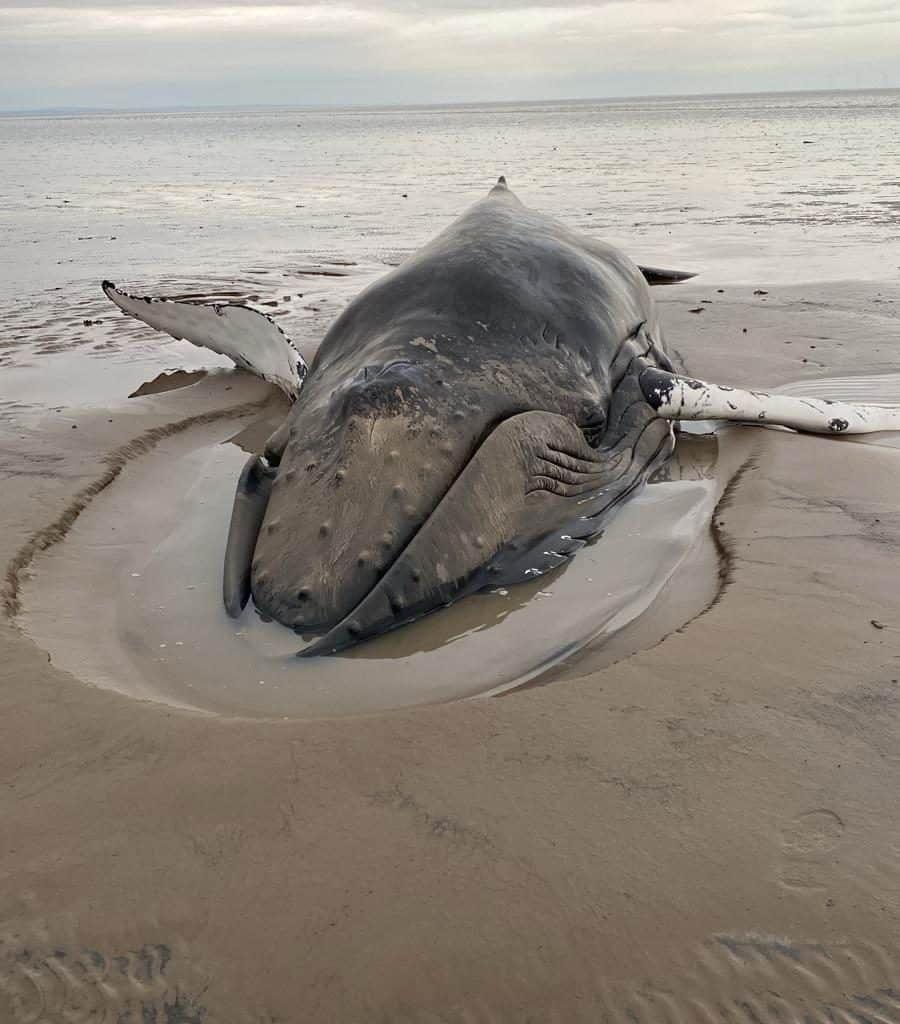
[
  {"left": 18, "top": 367, "right": 900, "bottom": 717},
  {"left": 20, "top": 404, "right": 752, "bottom": 717},
  {"left": 19, "top": 366, "right": 900, "bottom": 717}
]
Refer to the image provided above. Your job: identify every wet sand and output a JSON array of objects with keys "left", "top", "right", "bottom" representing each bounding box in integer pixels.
[{"left": 2, "top": 282, "right": 900, "bottom": 1021}]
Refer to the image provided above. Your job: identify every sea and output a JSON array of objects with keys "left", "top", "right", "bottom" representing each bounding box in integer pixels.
[{"left": 1, "top": 89, "right": 899, "bottom": 410}]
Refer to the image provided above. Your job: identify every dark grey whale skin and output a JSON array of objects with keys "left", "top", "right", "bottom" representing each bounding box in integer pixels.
[{"left": 228, "top": 179, "right": 682, "bottom": 653}]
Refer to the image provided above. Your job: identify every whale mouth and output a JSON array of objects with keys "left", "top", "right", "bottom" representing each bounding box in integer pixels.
[{"left": 299, "top": 405, "right": 674, "bottom": 655}]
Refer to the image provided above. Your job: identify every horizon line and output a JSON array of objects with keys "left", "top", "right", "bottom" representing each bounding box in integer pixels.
[{"left": 2, "top": 84, "right": 899, "bottom": 117}]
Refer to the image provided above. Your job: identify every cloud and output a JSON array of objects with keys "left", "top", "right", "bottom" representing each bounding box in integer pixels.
[
  {"left": 2, "top": 0, "right": 641, "bottom": 8},
  {"left": 1, "top": 0, "right": 898, "bottom": 109}
]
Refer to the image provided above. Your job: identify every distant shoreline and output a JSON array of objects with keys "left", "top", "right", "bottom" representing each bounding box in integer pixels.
[{"left": 2, "top": 85, "right": 899, "bottom": 118}]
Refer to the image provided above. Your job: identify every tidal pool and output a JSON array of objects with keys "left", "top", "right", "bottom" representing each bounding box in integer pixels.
[{"left": 21, "top": 406, "right": 756, "bottom": 718}]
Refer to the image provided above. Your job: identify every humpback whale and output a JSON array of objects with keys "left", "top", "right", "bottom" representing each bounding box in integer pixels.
[{"left": 103, "top": 178, "right": 900, "bottom": 653}]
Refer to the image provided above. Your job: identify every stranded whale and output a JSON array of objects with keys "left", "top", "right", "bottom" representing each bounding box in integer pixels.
[{"left": 103, "top": 178, "right": 900, "bottom": 653}]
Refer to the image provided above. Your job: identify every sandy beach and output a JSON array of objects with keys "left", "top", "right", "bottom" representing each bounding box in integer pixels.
[{"left": 2, "top": 279, "right": 899, "bottom": 1021}]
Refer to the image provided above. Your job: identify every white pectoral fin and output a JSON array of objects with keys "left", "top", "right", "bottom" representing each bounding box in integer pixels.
[
  {"left": 640, "top": 367, "right": 900, "bottom": 435},
  {"left": 102, "top": 281, "right": 307, "bottom": 398}
]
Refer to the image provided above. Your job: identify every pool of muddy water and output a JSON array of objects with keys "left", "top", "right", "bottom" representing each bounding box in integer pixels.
[{"left": 20, "top": 399, "right": 758, "bottom": 718}]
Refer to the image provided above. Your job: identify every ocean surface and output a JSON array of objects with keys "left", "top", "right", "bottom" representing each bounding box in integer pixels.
[{"left": 2, "top": 89, "right": 899, "bottom": 410}]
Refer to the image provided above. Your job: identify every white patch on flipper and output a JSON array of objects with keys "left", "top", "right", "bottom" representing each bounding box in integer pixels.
[
  {"left": 655, "top": 372, "right": 900, "bottom": 435},
  {"left": 102, "top": 281, "right": 307, "bottom": 399}
]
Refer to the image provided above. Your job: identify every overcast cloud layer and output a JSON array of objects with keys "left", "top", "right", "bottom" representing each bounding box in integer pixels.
[{"left": 2, "top": 0, "right": 898, "bottom": 110}]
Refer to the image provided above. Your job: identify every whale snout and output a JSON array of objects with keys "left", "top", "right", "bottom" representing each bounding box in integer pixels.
[{"left": 249, "top": 392, "right": 480, "bottom": 635}]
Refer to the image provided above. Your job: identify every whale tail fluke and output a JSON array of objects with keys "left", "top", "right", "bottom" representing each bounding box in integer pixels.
[{"left": 101, "top": 281, "right": 307, "bottom": 399}]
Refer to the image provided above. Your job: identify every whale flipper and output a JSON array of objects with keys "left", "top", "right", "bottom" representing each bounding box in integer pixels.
[
  {"left": 223, "top": 454, "right": 276, "bottom": 617},
  {"left": 102, "top": 281, "right": 307, "bottom": 398},
  {"left": 638, "top": 266, "right": 697, "bottom": 285},
  {"left": 641, "top": 367, "right": 900, "bottom": 434}
]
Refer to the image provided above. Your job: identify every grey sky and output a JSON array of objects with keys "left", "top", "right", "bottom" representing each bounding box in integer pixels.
[{"left": 2, "top": 1, "right": 898, "bottom": 110}]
